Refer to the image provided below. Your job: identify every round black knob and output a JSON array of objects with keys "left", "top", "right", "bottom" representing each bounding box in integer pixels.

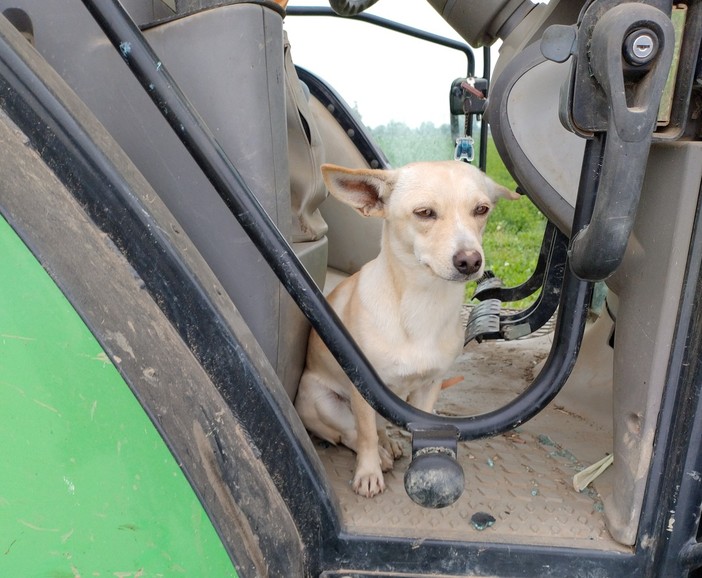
[{"left": 404, "top": 448, "right": 465, "bottom": 509}]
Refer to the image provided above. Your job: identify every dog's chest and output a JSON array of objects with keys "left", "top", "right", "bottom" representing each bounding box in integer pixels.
[
  {"left": 366, "top": 304, "right": 464, "bottom": 394},
  {"left": 340, "top": 265, "right": 467, "bottom": 394}
]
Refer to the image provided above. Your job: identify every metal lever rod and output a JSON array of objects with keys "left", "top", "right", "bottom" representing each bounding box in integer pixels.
[{"left": 569, "top": 3, "right": 674, "bottom": 281}]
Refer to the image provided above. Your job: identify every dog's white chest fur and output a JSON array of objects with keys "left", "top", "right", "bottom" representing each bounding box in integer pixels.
[{"left": 345, "top": 261, "right": 465, "bottom": 398}]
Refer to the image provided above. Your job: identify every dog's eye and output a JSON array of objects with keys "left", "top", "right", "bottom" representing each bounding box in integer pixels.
[
  {"left": 413, "top": 208, "right": 436, "bottom": 220},
  {"left": 474, "top": 204, "right": 490, "bottom": 216}
]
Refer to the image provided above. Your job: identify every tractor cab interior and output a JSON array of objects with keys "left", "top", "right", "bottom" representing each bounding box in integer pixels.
[{"left": 2, "top": 0, "right": 702, "bottom": 575}]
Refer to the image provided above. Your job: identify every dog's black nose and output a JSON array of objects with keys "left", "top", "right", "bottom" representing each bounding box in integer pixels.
[{"left": 453, "top": 250, "right": 482, "bottom": 275}]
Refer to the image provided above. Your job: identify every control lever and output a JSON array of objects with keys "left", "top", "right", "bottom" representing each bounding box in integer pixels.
[{"left": 552, "top": 4, "right": 674, "bottom": 281}]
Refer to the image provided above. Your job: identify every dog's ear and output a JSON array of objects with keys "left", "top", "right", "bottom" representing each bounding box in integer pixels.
[
  {"left": 484, "top": 175, "right": 520, "bottom": 202},
  {"left": 321, "top": 164, "right": 397, "bottom": 218}
]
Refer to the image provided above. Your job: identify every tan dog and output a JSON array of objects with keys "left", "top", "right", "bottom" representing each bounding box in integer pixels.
[{"left": 295, "top": 160, "right": 518, "bottom": 497}]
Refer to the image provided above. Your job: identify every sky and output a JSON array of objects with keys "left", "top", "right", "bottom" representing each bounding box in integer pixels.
[{"left": 283, "top": 0, "right": 490, "bottom": 128}]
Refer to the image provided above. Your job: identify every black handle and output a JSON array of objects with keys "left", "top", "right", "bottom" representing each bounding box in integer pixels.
[{"left": 569, "top": 4, "right": 674, "bottom": 281}]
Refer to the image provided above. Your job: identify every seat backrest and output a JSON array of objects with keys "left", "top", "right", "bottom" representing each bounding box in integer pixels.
[{"left": 14, "top": 0, "right": 325, "bottom": 398}]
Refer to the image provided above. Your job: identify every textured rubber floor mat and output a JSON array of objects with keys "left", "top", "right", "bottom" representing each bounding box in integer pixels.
[
  {"left": 313, "top": 329, "right": 627, "bottom": 552},
  {"left": 315, "top": 429, "right": 619, "bottom": 549}
]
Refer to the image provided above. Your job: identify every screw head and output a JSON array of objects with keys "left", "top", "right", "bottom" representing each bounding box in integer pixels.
[{"left": 624, "top": 28, "right": 659, "bottom": 65}]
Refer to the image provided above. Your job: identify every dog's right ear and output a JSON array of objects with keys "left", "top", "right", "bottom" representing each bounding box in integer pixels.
[{"left": 321, "top": 164, "right": 397, "bottom": 218}]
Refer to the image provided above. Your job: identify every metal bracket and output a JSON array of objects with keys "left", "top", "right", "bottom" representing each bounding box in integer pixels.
[
  {"left": 465, "top": 223, "right": 568, "bottom": 343},
  {"left": 404, "top": 426, "right": 464, "bottom": 509}
]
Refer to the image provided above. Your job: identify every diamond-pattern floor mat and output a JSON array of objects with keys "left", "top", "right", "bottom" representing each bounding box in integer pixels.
[{"left": 313, "top": 331, "right": 627, "bottom": 552}]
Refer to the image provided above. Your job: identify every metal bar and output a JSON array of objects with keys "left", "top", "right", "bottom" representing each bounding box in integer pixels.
[
  {"left": 80, "top": 0, "right": 595, "bottom": 441},
  {"left": 498, "top": 227, "right": 566, "bottom": 327},
  {"left": 682, "top": 543, "right": 702, "bottom": 571},
  {"left": 287, "top": 6, "right": 489, "bottom": 171},
  {"left": 473, "top": 220, "right": 556, "bottom": 303},
  {"left": 480, "top": 45, "right": 490, "bottom": 172},
  {"left": 285, "top": 6, "right": 475, "bottom": 76},
  {"left": 328, "top": 532, "right": 640, "bottom": 577}
]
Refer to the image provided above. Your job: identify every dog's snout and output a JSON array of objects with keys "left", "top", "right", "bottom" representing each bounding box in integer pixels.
[{"left": 453, "top": 250, "right": 482, "bottom": 276}]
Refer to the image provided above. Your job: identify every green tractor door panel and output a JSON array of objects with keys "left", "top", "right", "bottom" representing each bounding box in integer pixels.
[{"left": 0, "top": 214, "right": 237, "bottom": 577}]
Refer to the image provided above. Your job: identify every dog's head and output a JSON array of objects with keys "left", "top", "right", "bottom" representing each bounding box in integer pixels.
[{"left": 321, "top": 160, "right": 519, "bottom": 282}]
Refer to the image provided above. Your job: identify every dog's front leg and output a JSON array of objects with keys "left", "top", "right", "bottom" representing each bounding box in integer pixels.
[
  {"left": 350, "top": 388, "right": 385, "bottom": 497},
  {"left": 407, "top": 378, "right": 444, "bottom": 414}
]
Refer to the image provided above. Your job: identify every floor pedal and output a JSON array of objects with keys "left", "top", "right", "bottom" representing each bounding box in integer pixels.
[
  {"left": 464, "top": 299, "right": 502, "bottom": 344},
  {"left": 472, "top": 272, "right": 504, "bottom": 301}
]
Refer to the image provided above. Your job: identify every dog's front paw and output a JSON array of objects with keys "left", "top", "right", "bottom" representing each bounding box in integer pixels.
[
  {"left": 378, "top": 432, "right": 403, "bottom": 471},
  {"left": 352, "top": 467, "right": 385, "bottom": 497},
  {"left": 382, "top": 436, "right": 404, "bottom": 460},
  {"left": 378, "top": 445, "right": 394, "bottom": 471},
  {"left": 379, "top": 443, "right": 403, "bottom": 471}
]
